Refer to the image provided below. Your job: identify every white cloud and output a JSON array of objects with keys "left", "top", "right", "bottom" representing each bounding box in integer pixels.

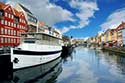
[
  {"left": 83, "top": 37, "right": 89, "bottom": 41},
  {"left": 100, "top": 8, "right": 125, "bottom": 32},
  {"left": 57, "top": 59, "right": 98, "bottom": 83},
  {"left": 61, "top": 0, "right": 99, "bottom": 33},
  {"left": 61, "top": 27, "right": 71, "bottom": 33},
  {"left": 70, "top": 0, "right": 99, "bottom": 28},
  {"left": 7, "top": 0, "right": 74, "bottom": 26},
  {"left": 7, "top": 0, "right": 99, "bottom": 34}
]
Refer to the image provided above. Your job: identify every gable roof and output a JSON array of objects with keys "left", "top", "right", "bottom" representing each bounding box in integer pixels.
[
  {"left": 18, "top": 3, "right": 32, "bottom": 15},
  {"left": 116, "top": 22, "right": 125, "bottom": 30},
  {"left": 0, "top": 2, "right": 9, "bottom": 10},
  {"left": 0, "top": 2, "right": 15, "bottom": 15},
  {"left": 13, "top": 8, "right": 21, "bottom": 17}
]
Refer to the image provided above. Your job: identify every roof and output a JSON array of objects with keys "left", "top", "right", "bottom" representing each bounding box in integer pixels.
[
  {"left": 39, "top": 21, "right": 45, "bottom": 26},
  {"left": 0, "top": 2, "right": 9, "bottom": 10},
  {"left": 13, "top": 8, "right": 21, "bottom": 17},
  {"left": 18, "top": 3, "right": 32, "bottom": 15},
  {"left": 108, "top": 29, "right": 117, "bottom": 33},
  {"left": 116, "top": 22, "right": 125, "bottom": 30}
]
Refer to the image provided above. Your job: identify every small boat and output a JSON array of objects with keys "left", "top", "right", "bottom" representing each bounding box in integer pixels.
[{"left": 10, "top": 32, "right": 63, "bottom": 70}]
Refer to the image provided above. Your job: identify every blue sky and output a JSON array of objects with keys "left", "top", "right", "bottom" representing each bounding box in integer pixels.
[{"left": 3, "top": 0, "right": 125, "bottom": 38}]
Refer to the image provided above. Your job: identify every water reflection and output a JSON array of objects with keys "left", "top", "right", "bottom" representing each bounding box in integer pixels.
[
  {"left": 61, "top": 47, "right": 75, "bottom": 63},
  {"left": 1, "top": 47, "right": 125, "bottom": 83},
  {"left": 0, "top": 46, "right": 74, "bottom": 83},
  {"left": 57, "top": 47, "right": 125, "bottom": 83},
  {"left": 92, "top": 50, "right": 125, "bottom": 83},
  {"left": 2, "top": 57, "right": 62, "bottom": 83}
]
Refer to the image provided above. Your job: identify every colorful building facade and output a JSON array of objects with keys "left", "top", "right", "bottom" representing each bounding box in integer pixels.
[
  {"left": 15, "top": 3, "right": 38, "bottom": 32},
  {"left": 37, "top": 21, "right": 45, "bottom": 33},
  {"left": 0, "top": 2, "right": 27, "bottom": 47},
  {"left": 116, "top": 22, "right": 125, "bottom": 46}
]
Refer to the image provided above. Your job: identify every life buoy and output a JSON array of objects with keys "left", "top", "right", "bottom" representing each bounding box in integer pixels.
[{"left": 13, "top": 58, "right": 19, "bottom": 63}]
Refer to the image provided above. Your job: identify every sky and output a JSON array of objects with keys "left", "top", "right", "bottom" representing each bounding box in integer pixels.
[{"left": 1, "top": 0, "right": 125, "bottom": 39}]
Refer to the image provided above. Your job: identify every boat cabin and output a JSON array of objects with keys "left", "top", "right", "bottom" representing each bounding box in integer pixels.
[{"left": 21, "top": 33, "right": 62, "bottom": 46}]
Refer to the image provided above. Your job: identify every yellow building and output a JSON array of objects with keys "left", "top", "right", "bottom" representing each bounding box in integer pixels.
[
  {"left": 96, "top": 33, "right": 102, "bottom": 45},
  {"left": 102, "top": 33, "right": 106, "bottom": 43},
  {"left": 110, "top": 29, "right": 118, "bottom": 43},
  {"left": 101, "top": 29, "right": 117, "bottom": 46}
]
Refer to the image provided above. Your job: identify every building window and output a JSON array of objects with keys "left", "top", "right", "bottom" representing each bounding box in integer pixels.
[
  {"left": 1, "top": 37, "right": 4, "bottom": 43},
  {"left": 5, "top": 37, "right": 7, "bottom": 43},
  {"left": 14, "top": 30, "right": 16, "bottom": 36},
  {"left": 23, "top": 20, "right": 25, "bottom": 23},
  {"left": 20, "top": 26, "right": 22, "bottom": 29},
  {"left": 5, "top": 28, "right": 7, "bottom": 34},
  {"left": 9, "top": 14, "right": 10, "bottom": 18},
  {"left": 14, "top": 16, "right": 19, "bottom": 24},
  {"left": 11, "top": 22, "right": 13, "bottom": 27},
  {"left": 0, "top": 10, "right": 4, "bottom": 16},
  {"left": 9, "top": 8, "right": 11, "bottom": 11},
  {"left": 5, "top": 12, "right": 7, "bottom": 17},
  {"left": 11, "top": 38, "right": 13, "bottom": 43},
  {"left": 1, "top": 20, "right": 4, "bottom": 24},
  {"left": 14, "top": 38, "right": 16, "bottom": 43},
  {"left": 14, "top": 23, "right": 16, "bottom": 28},
  {"left": 23, "top": 26, "right": 25, "bottom": 30},
  {"left": 5, "top": 20, "right": 7, "bottom": 25},
  {"left": 20, "top": 19, "right": 21, "bottom": 22},
  {"left": 11, "top": 30, "right": 13, "bottom": 35},
  {"left": 1, "top": 28, "right": 4, "bottom": 34},
  {"left": 8, "top": 38, "right": 10, "bottom": 43},
  {"left": 8, "top": 21, "right": 10, "bottom": 26},
  {"left": 17, "top": 24, "right": 18, "bottom": 28},
  {"left": 8, "top": 29, "right": 11, "bottom": 35}
]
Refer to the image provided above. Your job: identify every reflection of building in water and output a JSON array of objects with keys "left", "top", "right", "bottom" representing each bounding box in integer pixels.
[
  {"left": 61, "top": 46, "right": 74, "bottom": 63},
  {"left": 106, "top": 52, "right": 125, "bottom": 74},
  {"left": 99, "top": 50, "right": 125, "bottom": 75},
  {"left": 12, "top": 57, "right": 62, "bottom": 83},
  {"left": 116, "top": 55, "right": 125, "bottom": 74}
]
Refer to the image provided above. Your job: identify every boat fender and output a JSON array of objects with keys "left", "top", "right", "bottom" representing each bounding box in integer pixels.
[{"left": 13, "top": 58, "right": 19, "bottom": 63}]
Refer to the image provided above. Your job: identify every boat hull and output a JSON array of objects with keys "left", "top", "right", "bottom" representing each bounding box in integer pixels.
[
  {"left": 12, "top": 57, "right": 62, "bottom": 83},
  {"left": 11, "top": 46, "right": 62, "bottom": 70}
]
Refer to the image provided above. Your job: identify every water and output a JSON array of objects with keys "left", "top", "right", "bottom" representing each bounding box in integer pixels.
[
  {"left": 1, "top": 46, "right": 125, "bottom": 83},
  {"left": 57, "top": 47, "right": 125, "bottom": 83}
]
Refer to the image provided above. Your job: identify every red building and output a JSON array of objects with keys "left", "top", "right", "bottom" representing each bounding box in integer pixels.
[{"left": 0, "top": 2, "right": 27, "bottom": 48}]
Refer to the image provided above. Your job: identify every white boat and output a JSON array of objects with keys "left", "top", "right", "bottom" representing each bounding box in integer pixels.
[{"left": 10, "top": 32, "right": 63, "bottom": 70}]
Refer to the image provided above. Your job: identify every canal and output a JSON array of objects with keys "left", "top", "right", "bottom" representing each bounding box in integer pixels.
[
  {"left": 57, "top": 46, "right": 125, "bottom": 83},
  {"left": 1, "top": 46, "right": 125, "bottom": 83}
]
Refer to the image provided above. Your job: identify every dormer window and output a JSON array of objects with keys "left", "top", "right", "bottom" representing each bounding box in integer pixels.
[
  {"left": 0, "top": 10, "right": 4, "bottom": 18},
  {"left": 14, "top": 16, "right": 19, "bottom": 24}
]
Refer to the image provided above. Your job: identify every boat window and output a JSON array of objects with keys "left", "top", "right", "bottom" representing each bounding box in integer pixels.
[
  {"left": 41, "top": 34, "right": 59, "bottom": 45},
  {"left": 24, "top": 40, "right": 35, "bottom": 43}
]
